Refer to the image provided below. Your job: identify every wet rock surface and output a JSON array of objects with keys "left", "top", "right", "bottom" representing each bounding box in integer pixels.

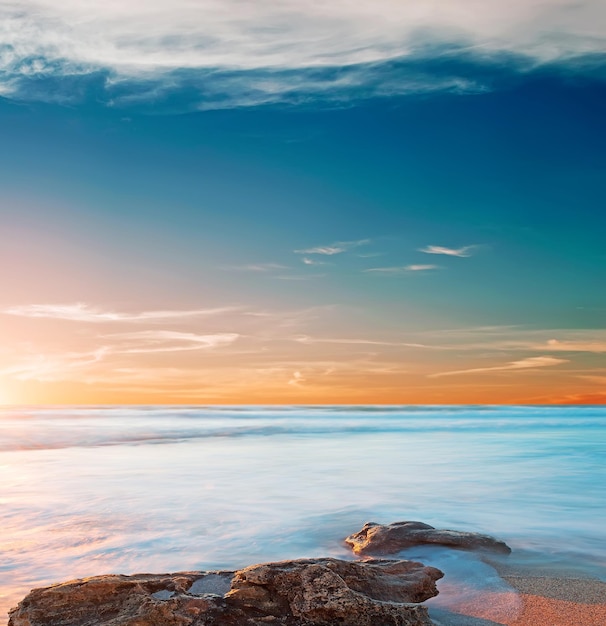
[
  {"left": 345, "top": 522, "right": 512, "bottom": 556},
  {"left": 8, "top": 558, "right": 443, "bottom": 626},
  {"left": 7, "top": 571, "right": 233, "bottom": 626}
]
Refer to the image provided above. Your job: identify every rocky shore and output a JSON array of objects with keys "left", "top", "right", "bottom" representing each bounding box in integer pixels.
[
  {"left": 8, "top": 521, "right": 606, "bottom": 626},
  {"left": 8, "top": 558, "right": 443, "bottom": 626}
]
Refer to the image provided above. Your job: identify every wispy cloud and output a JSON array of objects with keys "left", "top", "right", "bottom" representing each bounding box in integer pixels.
[
  {"left": 2, "top": 303, "right": 237, "bottom": 323},
  {"left": 418, "top": 245, "right": 477, "bottom": 257},
  {"left": 413, "top": 327, "right": 606, "bottom": 354},
  {"left": 0, "top": 348, "right": 110, "bottom": 382},
  {"left": 0, "top": 331, "right": 240, "bottom": 382},
  {"left": 292, "top": 326, "right": 606, "bottom": 357},
  {"left": 296, "top": 246, "right": 345, "bottom": 256},
  {"left": 294, "top": 239, "right": 370, "bottom": 256},
  {"left": 536, "top": 339, "right": 606, "bottom": 353},
  {"left": 429, "top": 355, "right": 568, "bottom": 378},
  {"left": 302, "top": 257, "right": 326, "bottom": 266},
  {"left": 108, "top": 331, "right": 240, "bottom": 354},
  {"left": 0, "top": 1, "right": 604, "bottom": 107},
  {"left": 294, "top": 335, "right": 430, "bottom": 348},
  {"left": 2, "top": 2, "right": 604, "bottom": 79},
  {"left": 365, "top": 264, "right": 439, "bottom": 274}
]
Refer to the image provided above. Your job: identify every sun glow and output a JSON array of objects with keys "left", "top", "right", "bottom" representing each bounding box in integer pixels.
[{"left": 0, "top": 382, "right": 12, "bottom": 405}]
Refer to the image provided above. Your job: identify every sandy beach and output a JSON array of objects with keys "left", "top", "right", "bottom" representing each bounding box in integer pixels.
[{"left": 430, "top": 575, "right": 606, "bottom": 625}]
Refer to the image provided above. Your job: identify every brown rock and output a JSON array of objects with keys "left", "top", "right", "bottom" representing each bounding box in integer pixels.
[
  {"left": 227, "top": 557, "right": 443, "bottom": 625},
  {"left": 7, "top": 572, "right": 233, "bottom": 626},
  {"left": 345, "top": 521, "right": 512, "bottom": 556},
  {"left": 8, "top": 558, "right": 443, "bottom": 626}
]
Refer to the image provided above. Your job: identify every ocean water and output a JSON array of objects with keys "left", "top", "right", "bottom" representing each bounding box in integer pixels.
[{"left": 1, "top": 405, "right": 605, "bottom": 623}]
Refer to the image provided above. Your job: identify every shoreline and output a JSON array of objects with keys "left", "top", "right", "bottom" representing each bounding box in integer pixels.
[
  {"left": 429, "top": 572, "right": 606, "bottom": 626},
  {"left": 5, "top": 568, "right": 606, "bottom": 626}
]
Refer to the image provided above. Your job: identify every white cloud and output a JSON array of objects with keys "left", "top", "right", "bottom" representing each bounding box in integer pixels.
[
  {"left": 1, "top": 1, "right": 604, "bottom": 75},
  {"left": 302, "top": 257, "right": 325, "bottom": 266},
  {"left": 407, "top": 264, "right": 440, "bottom": 271},
  {"left": 109, "top": 330, "right": 240, "bottom": 353},
  {"left": 365, "top": 264, "right": 439, "bottom": 273},
  {"left": 2, "top": 303, "right": 236, "bottom": 322},
  {"left": 0, "top": 1, "right": 604, "bottom": 104},
  {"left": 418, "top": 245, "right": 477, "bottom": 257},
  {"left": 429, "top": 355, "right": 568, "bottom": 378},
  {"left": 295, "top": 246, "right": 346, "bottom": 256},
  {"left": 295, "top": 239, "right": 370, "bottom": 255}
]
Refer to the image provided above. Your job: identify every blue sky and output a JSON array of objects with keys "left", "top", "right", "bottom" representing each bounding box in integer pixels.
[{"left": 0, "top": 1, "right": 605, "bottom": 404}]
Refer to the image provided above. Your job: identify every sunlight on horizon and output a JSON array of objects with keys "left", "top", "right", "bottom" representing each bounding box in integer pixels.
[{"left": 0, "top": 382, "right": 13, "bottom": 405}]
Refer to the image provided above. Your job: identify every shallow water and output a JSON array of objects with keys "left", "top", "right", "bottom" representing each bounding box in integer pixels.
[{"left": 1, "top": 405, "right": 605, "bottom": 622}]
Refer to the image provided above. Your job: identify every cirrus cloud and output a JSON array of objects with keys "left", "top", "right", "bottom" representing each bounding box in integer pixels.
[
  {"left": 107, "top": 330, "right": 240, "bottom": 354},
  {"left": 429, "top": 355, "right": 569, "bottom": 378},
  {"left": 295, "top": 239, "right": 370, "bottom": 256},
  {"left": 2, "top": 0, "right": 604, "bottom": 106},
  {"left": 2, "top": 303, "right": 237, "bottom": 323},
  {"left": 365, "top": 264, "right": 439, "bottom": 274},
  {"left": 418, "top": 245, "right": 478, "bottom": 257},
  {"left": 1, "top": 0, "right": 604, "bottom": 74}
]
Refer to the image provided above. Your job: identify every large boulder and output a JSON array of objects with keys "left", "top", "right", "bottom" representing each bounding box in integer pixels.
[
  {"left": 227, "top": 557, "right": 443, "bottom": 625},
  {"left": 8, "top": 558, "right": 443, "bottom": 626},
  {"left": 345, "top": 522, "right": 512, "bottom": 556}
]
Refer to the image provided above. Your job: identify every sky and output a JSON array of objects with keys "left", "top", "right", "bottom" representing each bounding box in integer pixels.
[{"left": 0, "top": 0, "right": 605, "bottom": 405}]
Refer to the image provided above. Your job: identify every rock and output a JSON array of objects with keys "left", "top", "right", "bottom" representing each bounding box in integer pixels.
[
  {"left": 8, "top": 558, "right": 443, "bottom": 626},
  {"left": 227, "top": 558, "right": 443, "bottom": 625},
  {"left": 7, "top": 571, "right": 233, "bottom": 626},
  {"left": 345, "top": 522, "right": 512, "bottom": 556}
]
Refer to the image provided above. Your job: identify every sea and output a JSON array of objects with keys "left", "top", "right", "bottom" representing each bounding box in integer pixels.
[{"left": 1, "top": 405, "right": 605, "bottom": 623}]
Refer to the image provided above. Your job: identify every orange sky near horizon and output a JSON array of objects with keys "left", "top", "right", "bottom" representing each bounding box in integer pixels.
[{"left": 1, "top": 302, "right": 605, "bottom": 406}]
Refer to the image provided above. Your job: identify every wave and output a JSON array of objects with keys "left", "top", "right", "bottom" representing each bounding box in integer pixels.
[{"left": 0, "top": 405, "right": 604, "bottom": 452}]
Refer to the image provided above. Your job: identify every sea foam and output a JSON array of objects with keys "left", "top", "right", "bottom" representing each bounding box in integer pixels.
[{"left": 1, "top": 405, "right": 604, "bottom": 620}]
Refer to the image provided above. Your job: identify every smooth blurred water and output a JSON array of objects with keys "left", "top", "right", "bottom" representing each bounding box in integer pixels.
[{"left": 1, "top": 405, "right": 605, "bottom": 622}]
